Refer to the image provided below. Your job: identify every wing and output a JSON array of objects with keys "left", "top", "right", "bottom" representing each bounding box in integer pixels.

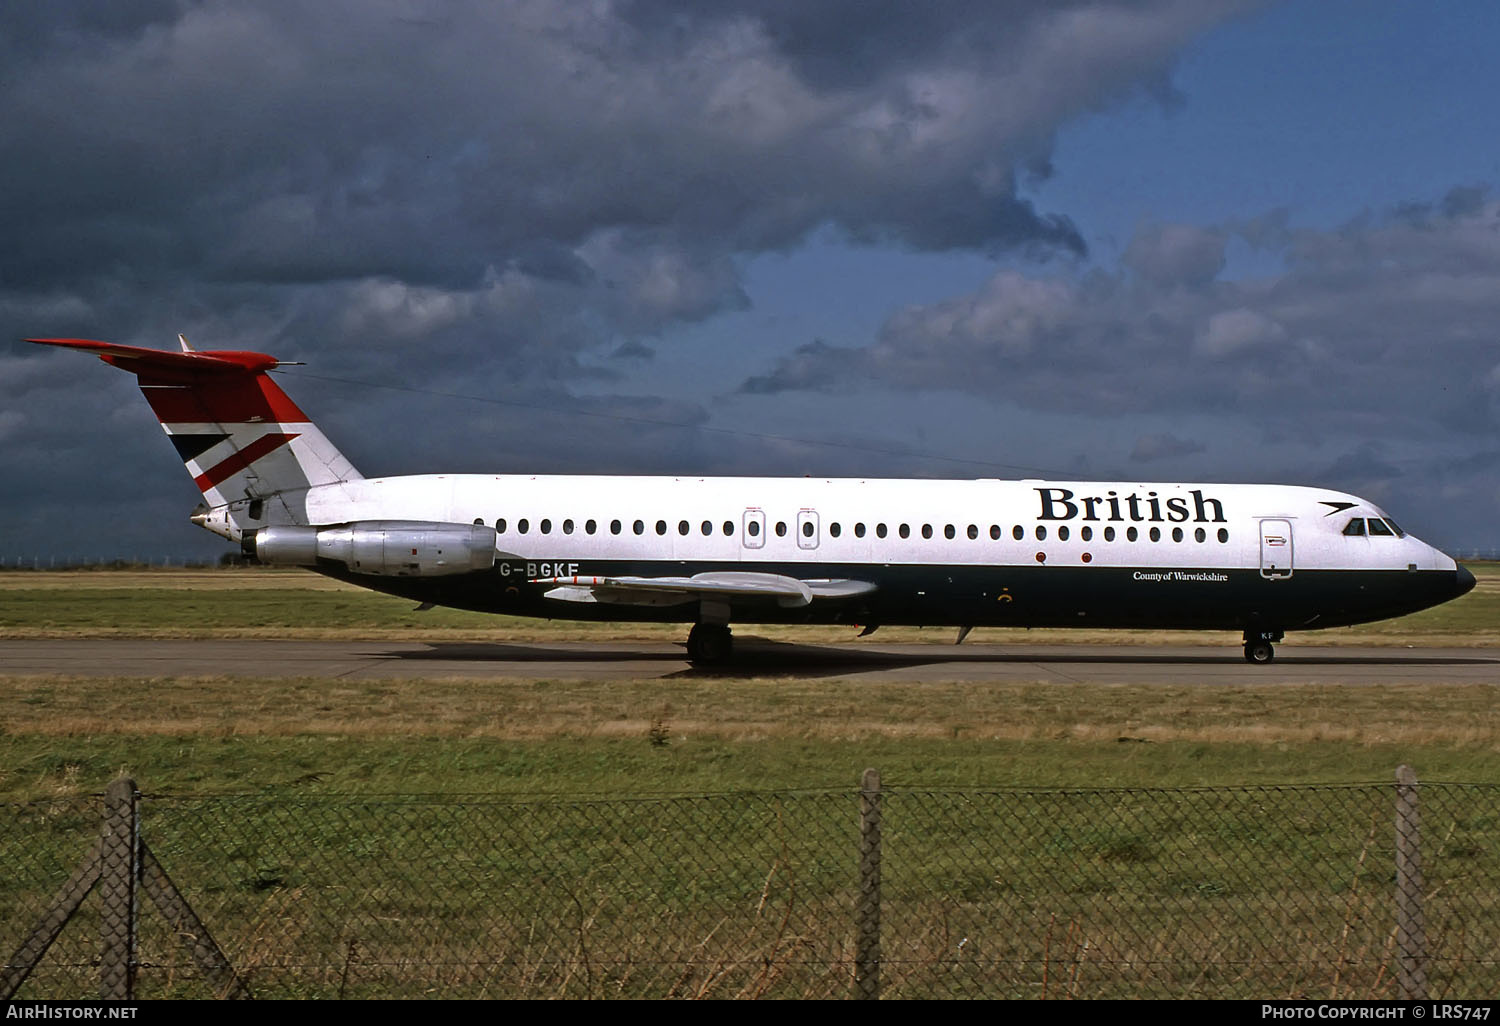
[{"left": 530, "top": 571, "right": 877, "bottom": 609}]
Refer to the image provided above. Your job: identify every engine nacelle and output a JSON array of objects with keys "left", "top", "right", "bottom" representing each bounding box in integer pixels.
[{"left": 249, "top": 521, "right": 497, "bottom": 577}]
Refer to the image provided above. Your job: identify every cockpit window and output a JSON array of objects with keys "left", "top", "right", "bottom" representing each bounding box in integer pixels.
[
  {"left": 1342, "top": 518, "right": 1366, "bottom": 537},
  {"left": 1367, "top": 518, "right": 1395, "bottom": 537},
  {"left": 1384, "top": 518, "right": 1406, "bottom": 537}
]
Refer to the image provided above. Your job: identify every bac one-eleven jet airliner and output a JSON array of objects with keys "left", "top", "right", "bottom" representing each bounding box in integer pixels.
[{"left": 30, "top": 336, "right": 1476, "bottom": 665}]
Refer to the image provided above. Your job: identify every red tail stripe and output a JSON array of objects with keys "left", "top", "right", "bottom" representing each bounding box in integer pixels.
[
  {"left": 141, "top": 373, "right": 307, "bottom": 424},
  {"left": 192, "top": 432, "right": 301, "bottom": 492}
]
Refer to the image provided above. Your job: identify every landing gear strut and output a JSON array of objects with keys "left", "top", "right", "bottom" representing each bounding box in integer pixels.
[
  {"left": 1242, "top": 628, "right": 1283, "bottom": 665},
  {"left": 687, "top": 623, "right": 733, "bottom": 666}
]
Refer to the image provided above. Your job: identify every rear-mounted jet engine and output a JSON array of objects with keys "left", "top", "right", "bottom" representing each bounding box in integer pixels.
[{"left": 247, "top": 521, "right": 497, "bottom": 577}]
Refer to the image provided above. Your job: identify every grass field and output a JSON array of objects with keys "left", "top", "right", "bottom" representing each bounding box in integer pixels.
[
  {"left": 0, "top": 564, "right": 1496, "bottom": 802},
  {"left": 3, "top": 566, "right": 1497, "bottom": 998}
]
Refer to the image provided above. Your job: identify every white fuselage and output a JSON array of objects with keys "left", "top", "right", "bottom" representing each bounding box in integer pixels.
[{"left": 297, "top": 474, "right": 1454, "bottom": 576}]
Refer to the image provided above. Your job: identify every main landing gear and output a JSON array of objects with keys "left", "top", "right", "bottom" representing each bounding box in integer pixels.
[
  {"left": 687, "top": 623, "right": 733, "bottom": 666},
  {"left": 1242, "top": 628, "right": 1283, "bottom": 665}
]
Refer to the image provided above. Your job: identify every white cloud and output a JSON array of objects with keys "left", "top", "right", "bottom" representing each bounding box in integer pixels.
[{"left": 1195, "top": 308, "right": 1286, "bottom": 360}]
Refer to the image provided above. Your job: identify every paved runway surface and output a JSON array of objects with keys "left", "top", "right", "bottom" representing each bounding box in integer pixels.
[{"left": 3, "top": 639, "right": 1498, "bottom": 683}]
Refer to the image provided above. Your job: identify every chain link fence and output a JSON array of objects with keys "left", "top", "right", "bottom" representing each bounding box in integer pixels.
[{"left": 4, "top": 770, "right": 1498, "bottom": 999}]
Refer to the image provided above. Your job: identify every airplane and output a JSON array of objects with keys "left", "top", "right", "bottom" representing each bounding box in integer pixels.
[{"left": 28, "top": 335, "right": 1476, "bottom": 666}]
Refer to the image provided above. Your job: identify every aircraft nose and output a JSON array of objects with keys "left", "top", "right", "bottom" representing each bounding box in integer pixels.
[{"left": 1456, "top": 565, "right": 1477, "bottom": 596}]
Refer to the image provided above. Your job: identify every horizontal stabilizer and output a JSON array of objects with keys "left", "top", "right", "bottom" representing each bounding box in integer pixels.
[
  {"left": 533, "top": 571, "right": 877, "bottom": 609},
  {"left": 28, "top": 338, "right": 281, "bottom": 379}
]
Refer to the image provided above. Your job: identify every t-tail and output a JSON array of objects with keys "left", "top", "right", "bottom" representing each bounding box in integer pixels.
[{"left": 28, "top": 337, "right": 362, "bottom": 542}]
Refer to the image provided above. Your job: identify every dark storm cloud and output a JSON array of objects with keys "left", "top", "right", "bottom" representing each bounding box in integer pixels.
[
  {"left": 0, "top": 0, "right": 1261, "bottom": 410},
  {"left": 1319, "top": 443, "right": 1402, "bottom": 485},
  {"left": 1130, "top": 433, "right": 1206, "bottom": 463},
  {"left": 2, "top": 0, "right": 1267, "bottom": 555},
  {"left": 0, "top": 1, "right": 1253, "bottom": 293}
]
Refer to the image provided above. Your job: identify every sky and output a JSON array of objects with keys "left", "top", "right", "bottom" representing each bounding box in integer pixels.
[{"left": 5, "top": 0, "right": 1500, "bottom": 562}]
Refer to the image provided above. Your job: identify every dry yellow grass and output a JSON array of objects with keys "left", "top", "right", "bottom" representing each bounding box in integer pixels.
[
  {"left": 0, "top": 568, "right": 350, "bottom": 591},
  {"left": 4, "top": 674, "right": 1498, "bottom": 748}
]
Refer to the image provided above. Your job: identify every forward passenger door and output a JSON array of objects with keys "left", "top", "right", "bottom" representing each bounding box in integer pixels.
[{"left": 1259, "top": 519, "right": 1294, "bottom": 579}]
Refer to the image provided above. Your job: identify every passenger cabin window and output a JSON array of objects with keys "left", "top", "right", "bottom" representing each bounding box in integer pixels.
[
  {"left": 1343, "top": 518, "right": 1366, "bottom": 537},
  {"left": 1367, "top": 518, "right": 1395, "bottom": 537}
]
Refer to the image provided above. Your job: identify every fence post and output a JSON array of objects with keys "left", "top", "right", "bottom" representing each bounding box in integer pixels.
[
  {"left": 855, "top": 767, "right": 882, "bottom": 1000},
  {"left": 99, "top": 777, "right": 139, "bottom": 1000},
  {"left": 1395, "top": 764, "right": 1427, "bottom": 1000}
]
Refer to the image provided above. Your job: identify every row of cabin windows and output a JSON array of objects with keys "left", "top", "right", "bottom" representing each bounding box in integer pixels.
[
  {"left": 1343, "top": 517, "right": 1405, "bottom": 538},
  {"left": 488, "top": 516, "right": 1231, "bottom": 545}
]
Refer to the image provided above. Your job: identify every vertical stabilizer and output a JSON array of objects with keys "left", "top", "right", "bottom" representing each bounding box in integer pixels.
[{"left": 28, "top": 338, "right": 361, "bottom": 539}]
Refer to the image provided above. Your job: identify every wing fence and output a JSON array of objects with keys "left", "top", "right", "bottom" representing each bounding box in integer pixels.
[{"left": 3, "top": 768, "right": 1497, "bottom": 999}]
